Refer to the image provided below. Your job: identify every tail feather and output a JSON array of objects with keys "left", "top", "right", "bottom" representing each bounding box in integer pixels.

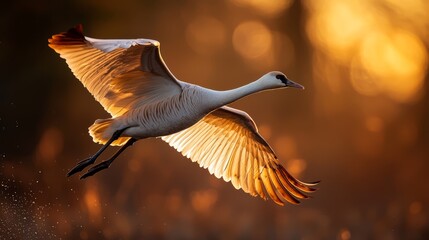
[{"left": 88, "top": 118, "right": 130, "bottom": 146}]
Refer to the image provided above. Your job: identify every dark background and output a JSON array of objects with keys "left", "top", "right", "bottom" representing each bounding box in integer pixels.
[{"left": 1, "top": 0, "right": 428, "bottom": 239}]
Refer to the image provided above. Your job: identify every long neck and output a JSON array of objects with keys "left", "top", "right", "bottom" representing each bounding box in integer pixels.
[{"left": 204, "top": 79, "right": 271, "bottom": 109}]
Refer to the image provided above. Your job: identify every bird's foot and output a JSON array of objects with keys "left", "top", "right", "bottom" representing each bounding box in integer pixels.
[
  {"left": 80, "top": 160, "right": 111, "bottom": 179},
  {"left": 67, "top": 157, "right": 97, "bottom": 177}
]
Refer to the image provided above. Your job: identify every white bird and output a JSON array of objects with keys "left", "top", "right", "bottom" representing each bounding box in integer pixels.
[{"left": 48, "top": 24, "right": 317, "bottom": 205}]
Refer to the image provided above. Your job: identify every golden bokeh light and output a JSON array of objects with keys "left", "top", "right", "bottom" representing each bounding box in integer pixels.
[
  {"left": 305, "top": 0, "right": 428, "bottom": 103},
  {"left": 84, "top": 187, "right": 102, "bottom": 223},
  {"left": 359, "top": 30, "right": 427, "bottom": 102},
  {"left": 306, "top": 0, "right": 372, "bottom": 62},
  {"left": 191, "top": 189, "right": 218, "bottom": 213},
  {"left": 231, "top": 0, "right": 293, "bottom": 16},
  {"left": 186, "top": 16, "right": 226, "bottom": 55},
  {"left": 382, "top": 0, "right": 429, "bottom": 28},
  {"left": 286, "top": 158, "right": 307, "bottom": 177},
  {"left": 338, "top": 228, "right": 351, "bottom": 240},
  {"left": 233, "top": 21, "right": 273, "bottom": 60}
]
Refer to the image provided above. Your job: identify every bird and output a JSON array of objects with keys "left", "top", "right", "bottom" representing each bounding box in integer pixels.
[{"left": 48, "top": 24, "right": 317, "bottom": 206}]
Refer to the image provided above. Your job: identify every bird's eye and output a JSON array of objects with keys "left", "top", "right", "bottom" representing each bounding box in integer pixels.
[{"left": 275, "top": 74, "right": 287, "bottom": 84}]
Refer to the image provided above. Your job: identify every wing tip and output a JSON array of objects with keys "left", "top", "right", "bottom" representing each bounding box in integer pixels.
[
  {"left": 269, "top": 165, "right": 320, "bottom": 206},
  {"left": 48, "top": 24, "right": 86, "bottom": 48}
]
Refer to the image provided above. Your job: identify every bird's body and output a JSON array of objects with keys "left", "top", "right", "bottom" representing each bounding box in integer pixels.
[
  {"left": 49, "top": 24, "right": 317, "bottom": 206},
  {"left": 107, "top": 85, "right": 208, "bottom": 139}
]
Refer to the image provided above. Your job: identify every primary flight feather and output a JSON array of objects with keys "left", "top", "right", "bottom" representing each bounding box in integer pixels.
[{"left": 48, "top": 24, "right": 317, "bottom": 206}]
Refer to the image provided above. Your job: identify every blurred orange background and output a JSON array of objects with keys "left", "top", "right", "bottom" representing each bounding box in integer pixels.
[{"left": 1, "top": 0, "right": 428, "bottom": 239}]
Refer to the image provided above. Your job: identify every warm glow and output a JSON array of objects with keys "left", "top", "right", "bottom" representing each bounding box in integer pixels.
[
  {"left": 365, "top": 116, "right": 384, "bottom": 132},
  {"left": 306, "top": 0, "right": 372, "bottom": 62},
  {"left": 232, "top": 0, "right": 293, "bottom": 15},
  {"left": 3, "top": 1, "right": 429, "bottom": 238},
  {"left": 274, "top": 136, "right": 297, "bottom": 159},
  {"left": 306, "top": 0, "right": 428, "bottom": 103},
  {"left": 338, "top": 228, "right": 351, "bottom": 240},
  {"left": 350, "top": 59, "right": 380, "bottom": 97},
  {"left": 186, "top": 16, "right": 226, "bottom": 55},
  {"left": 286, "top": 158, "right": 306, "bottom": 176},
  {"left": 233, "top": 21, "right": 273, "bottom": 60},
  {"left": 84, "top": 188, "right": 101, "bottom": 223},
  {"left": 359, "top": 30, "right": 427, "bottom": 102},
  {"left": 36, "top": 127, "right": 63, "bottom": 163},
  {"left": 190, "top": 189, "right": 218, "bottom": 213}
]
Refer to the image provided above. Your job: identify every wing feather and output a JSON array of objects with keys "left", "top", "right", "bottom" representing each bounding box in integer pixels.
[
  {"left": 49, "top": 24, "right": 182, "bottom": 117},
  {"left": 162, "top": 106, "right": 318, "bottom": 205},
  {"left": 207, "top": 134, "right": 227, "bottom": 173}
]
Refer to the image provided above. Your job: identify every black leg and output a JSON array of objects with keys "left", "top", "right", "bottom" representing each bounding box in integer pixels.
[
  {"left": 67, "top": 129, "right": 126, "bottom": 177},
  {"left": 80, "top": 138, "right": 137, "bottom": 179}
]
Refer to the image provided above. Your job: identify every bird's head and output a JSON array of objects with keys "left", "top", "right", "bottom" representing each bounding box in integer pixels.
[{"left": 260, "top": 71, "right": 304, "bottom": 90}]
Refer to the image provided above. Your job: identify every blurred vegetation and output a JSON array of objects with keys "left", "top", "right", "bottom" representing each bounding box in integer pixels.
[{"left": 1, "top": 0, "right": 428, "bottom": 239}]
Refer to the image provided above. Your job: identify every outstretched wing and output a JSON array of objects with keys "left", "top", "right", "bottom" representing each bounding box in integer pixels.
[
  {"left": 48, "top": 24, "right": 182, "bottom": 117},
  {"left": 162, "top": 106, "right": 317, "bottom": 205}
]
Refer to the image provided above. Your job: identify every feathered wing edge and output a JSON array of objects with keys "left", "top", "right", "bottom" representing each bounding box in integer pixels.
[
  {"left": 48, "top": 24, "right": 86, "bottom": 46},
  {"left": 162, "top": 106, "right": 318, "bottom": 206},
  {"left": 48, "top": 24, "right": 183, "bottom": 118}
]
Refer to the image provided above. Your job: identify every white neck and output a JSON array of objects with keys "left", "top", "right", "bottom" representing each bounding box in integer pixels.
[{"left": 204, "top": 79, "right": 275, "bottom": 110}]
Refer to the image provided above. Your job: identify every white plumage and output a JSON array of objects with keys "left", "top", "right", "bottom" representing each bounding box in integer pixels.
[{"left": 49, "top": 24, "right": 317, "bottom": 205}]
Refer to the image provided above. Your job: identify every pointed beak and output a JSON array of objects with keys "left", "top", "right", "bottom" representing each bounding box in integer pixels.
[{"left": 287, "top": 79, "right": 305, "bottom": 90}]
